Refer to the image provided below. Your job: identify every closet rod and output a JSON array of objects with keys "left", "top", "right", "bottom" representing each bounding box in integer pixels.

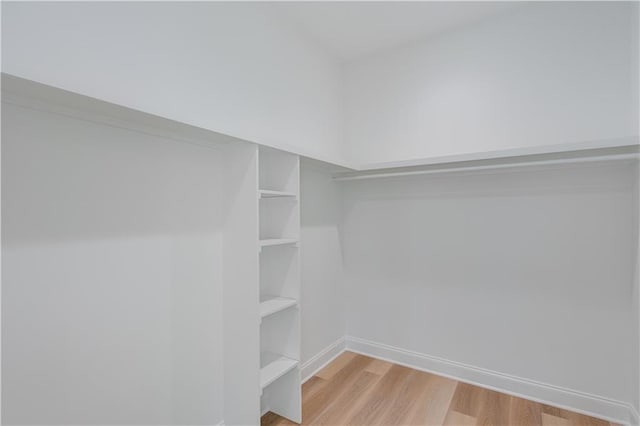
[{"left": 333, "top": 152, "right": 639, "bottom": 181}]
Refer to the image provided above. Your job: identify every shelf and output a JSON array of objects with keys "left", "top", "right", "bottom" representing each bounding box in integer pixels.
[
  {"left": 260, "top": 296, "right": 297, "bottom": 319},
  {"left": 259, "top": 238, "right": 298, "bottom": 248},
  {"left": 260, "top": 352, "right": 298, "bottom": 389},
  {"left": 334, "top": 139, "right": 639, "bottom": 181},
  {"left": 354, "top": 137, "right": 639, "bottom": 171},
  {"left": 258, "top": 147, "right": 302, "bottom": 422},
  {"left": 259, "top": 189, "right": 297, "bottom": 199}
]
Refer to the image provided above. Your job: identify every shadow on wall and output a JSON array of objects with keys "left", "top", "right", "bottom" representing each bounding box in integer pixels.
[
  {"left": 2, "top": 104, "right": 223, "bottom": 246},
  {"left": 300, "top": 164, "right": 346, "bottom": 364},
  {"left": 2, "top": 103, "right": 226, "bottom": 425}
]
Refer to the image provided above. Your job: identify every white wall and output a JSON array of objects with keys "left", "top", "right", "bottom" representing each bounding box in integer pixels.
[
  {"left": 342, "top": 163, "right": 637, "bottom": 407},
  {"left": 4, "top": 2, "right": 637, "bottom": 169},
  {"left": 633, "top": 163, "right": 640, "bottom": 419},
  {"left": 344, "top": 2, "right": 640, "bottom": 166},
  {"left": 1, "top": 2, "right": 345, "bottom": 166},
  {"left": 1, "top": 103, "right": 225, "bottom": 425},
  {"left": 300, "top": 163, "right": 346, "bottom": 364},
  {"left": 633, "top": 5, "right": 640, "bottom": 420}
]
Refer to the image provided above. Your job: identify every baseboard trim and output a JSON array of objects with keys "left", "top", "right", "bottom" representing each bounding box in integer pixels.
[
  {"left": 345, "top": 336, "right": 636, "bottom": 426},
  {"left": 629, "top": 405, "right": 639, "bottom": 426},
  {"left": 301, "top": 337, "right": 346, "bottom": 383}
]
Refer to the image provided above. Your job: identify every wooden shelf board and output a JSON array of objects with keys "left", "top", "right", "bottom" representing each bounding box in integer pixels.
[
  {"left": 260, "top": 296, "right": 297, "bottom": 319},
  {"left": 260, "top": 353, "right": 298, "bottom": 389}
]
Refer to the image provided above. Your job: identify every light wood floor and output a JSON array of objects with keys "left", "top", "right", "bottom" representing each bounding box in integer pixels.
[{"left": 261, "top": 352, "right": 618, "bottom": 426}]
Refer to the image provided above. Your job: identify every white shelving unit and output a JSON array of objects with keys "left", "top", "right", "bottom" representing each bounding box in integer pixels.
[
  {"left": 259, "top": 189, "right": 297, "bottom": 199},
  {"left": 257, "top": 146, "right": 302, "bottom": 423},
  {"left": 260, "top": 296, "right": 298, "bottom": 319},
  {"left": 259, "top": 238, "right": 298, "bottom": 248},
  {"left": 222, "top": 143, "right": 261, "bottom": 426},
  {"left": 260, "top": 352, "right": 299, "bottom": 389}
]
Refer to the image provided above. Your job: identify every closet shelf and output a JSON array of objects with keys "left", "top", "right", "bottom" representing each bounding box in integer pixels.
[
  {"left": 259, "top": 238, "right": 298, "bottom": 248},
  {"left": 260, "top": 296, "right": 297, "bottom": 319},
  {"left": 259, "top": 189, "right": 297, "bottom": 199},
  {"left": 260, "top": 353, "right": 298, "bottom": 389},
  {"left": 333, "top": 142, "right": 639, "bottom": 181}
]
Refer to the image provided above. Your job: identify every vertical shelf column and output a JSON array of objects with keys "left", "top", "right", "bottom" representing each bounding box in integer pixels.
[
  {"left": 222, "top": 143, "right": 261, "bottom": 426},
  {"left": 258, "top": 147, "right": 302, "bottom": 423}
]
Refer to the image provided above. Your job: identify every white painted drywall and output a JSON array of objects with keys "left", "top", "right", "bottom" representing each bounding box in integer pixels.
[
  {"left": 3, "top": 2, "right": 637, "bottom": 169},
  {"left": 1, "top": 103, "right": 225, "bottom": 425},
  {"left": 342, "top": 163, "right": 637, "bottom": 405},
  {"left": 633, "top": 162, "right": 640, "bottom": 419},
  {"left": 272, "top": 2, "right": 518, "bottom": 60},
  {"left": 1, "top": 2, "right": 345, "bottom": 166},
  {"left": 300, "top": 163, "right": 346, "bottom": 364},
  {"left": 630, "top": 4, "right": 640, "bottom": 419},
  {"left": 344, "top": 2, "right": 640, "bottom": 166}
]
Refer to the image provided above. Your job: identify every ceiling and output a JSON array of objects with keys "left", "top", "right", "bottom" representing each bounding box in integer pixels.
[{"left": 273, "top": 2, "right": 522, "bottom": 61}]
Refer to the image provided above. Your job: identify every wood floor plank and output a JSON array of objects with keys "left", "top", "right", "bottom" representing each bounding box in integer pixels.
[
  {"left": 301, "top": 376, "right": 326, "bottom": 404},
  {"left": 475, "top": 388, "right": 511, "bottom": 426},
  {"left": 302, "top": 354, "right": 373, "bottom": 424},
  {"left": 449, "top": 382, "right": 485, "bottom": 417},
  {"left": 377, "top": 369, "right": 433, "bottom": 425},
  {"left": 364, "top": 357, "right": 394, "bottom": 376},
  {"left": 262, "top": 411, "right": 297, "bottom": 426},
  {"left": 315, "top": 351, "right": 357, "bottom": 380},
  {"left": 509, "top": 397, "right": 543, "bottom": 426},
  {"left": 443, "top": 410, "right": 477, "bottom": 426},
  {"left": 262, "top": 351, "right": 617, "bottom": 426},
  {"left": 541, "top": 404, "right": 568, "bottom": 419},
  {"left": 347, "top": 364, "right": 414, "bottom": 425},
  {"left": 311, "top": 371, "right": 380, "bottom": 425},
  {"left": 565, "top": 411, "right": 611, "bottom": 426},
  {"left": 261, "top": 411, "right": 281, "bottom": 426},
  {"left": 542, "top": 412, "right": 571, "bottom": 426},
  {"left": 406, "top": 374, "right": 458, "bottom": 426}
]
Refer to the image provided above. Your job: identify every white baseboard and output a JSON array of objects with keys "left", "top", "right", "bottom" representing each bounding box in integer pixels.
[
  {"left": 346, "top": 336, "right": 636, "bottom": 426},
  {"left": 301, "top": 337, "right": 346, "bottom": 383},
  {"left": 629, "top": 405, "right": 639, "bottom": 426}
]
